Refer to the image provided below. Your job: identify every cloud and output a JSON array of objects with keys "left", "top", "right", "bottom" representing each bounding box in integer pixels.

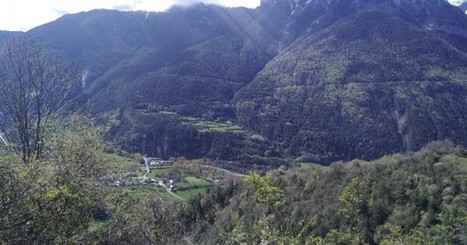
[
  {"left": 112, "top": 4, "right": 134, "bottom": 11},
  {"left": 173, "top": 0, "right": 224, "bottom": 6},
  {"left": 0, "top": 0, "right": 260, "bottom": 31}
]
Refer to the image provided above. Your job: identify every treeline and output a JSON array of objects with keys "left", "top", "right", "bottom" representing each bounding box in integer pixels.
[{"left": 174, "top": 141, "right": 467, "bottom": 244}]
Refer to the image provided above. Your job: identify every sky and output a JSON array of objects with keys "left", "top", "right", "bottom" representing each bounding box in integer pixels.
[{"left": 0, "top": 0, "right": 261, "bottom": 31}]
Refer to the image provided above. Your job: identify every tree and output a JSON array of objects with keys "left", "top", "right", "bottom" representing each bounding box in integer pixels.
[
  {"left": 339, "top": 177, "right": 365, "bottom": 244},
  {"left": 0, "top": 36, "right": 79, "bottom": 163},
  {"left": 245, "top": 171, "right": 285, "bottom": 209},
  {"left": 0, "top": 114, "right": 111, "bottom": 243}
]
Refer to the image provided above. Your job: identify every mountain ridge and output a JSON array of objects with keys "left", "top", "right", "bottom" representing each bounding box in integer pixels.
[{"left": 3, "top": 0, "right": 467, "bottom": 164}]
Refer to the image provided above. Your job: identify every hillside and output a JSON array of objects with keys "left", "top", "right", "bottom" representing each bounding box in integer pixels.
[
  {"left": 448, "top": 0, "right": 467, "bottom": 11},
  {"left": 177, "top": 142, "right": 467, "bottom": 244},
  {"left": 236, "top": 0, "right": 467, "bottom": 163},
  {"left": 0, "top": 31, "right": 21, "bottom": 42},
  {"left": 69, "top": 141, "right": 467, "bottom": 244},
  {"left": 461, "top": 2, "right": 467, "bottom": 11},
  {"left": 17, "top": 0, "right": 467, "bottom": 164}
]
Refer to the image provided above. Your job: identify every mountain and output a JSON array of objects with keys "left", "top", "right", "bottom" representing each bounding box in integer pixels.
[
  {"left": 461, "top": 2, "right": 467, "bottom": 12},
  {"left": 28, "top": 6, "right": 285, "bottom": 168},
  {"left": 236, "top": 0, "right": 467, "bottom": 163},
  {"left": 0, "top": 31, "right": 22, "bottom": 42},
  {"left": 19, "top": 0, "right": 467, "bottom": 164},
  {"left": 448, "top": 0, "right": 467, "bottom": 13}
]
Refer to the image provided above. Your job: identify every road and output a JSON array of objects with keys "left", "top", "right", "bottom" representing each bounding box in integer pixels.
[
  {"left": 201, "top": 165, "right": 246, "bottom": 177},
  {"left": 0, "top": 133, "right": 8, "bottom": 145},
  {"left": 142, "top": 157, "right": 183, "bottom": 200},
  {"left": 158, "top": 180, "right": 183, "bottom": 200},
  {"left": 138, "top": 159, "right": 244, "bottom": 200},
  {"left": 140, "top": 157, "right": 150, "bottom": 182}
]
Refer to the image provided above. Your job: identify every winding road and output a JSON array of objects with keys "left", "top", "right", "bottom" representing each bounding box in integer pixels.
[
  {"left": 137, "top": 158, "right": 245, "bottom": 200},
  {"left": 201, "top": 165, "right": 246, "bottom": 177},
  {"left": 142, "top": 157, "right": 183, "bottom": 200},
  {"left": 158, "top": 180, "right": 183, "bottom": 200},
  {"left": 0, "top": 133, "right": 8, "bottom": 145}
]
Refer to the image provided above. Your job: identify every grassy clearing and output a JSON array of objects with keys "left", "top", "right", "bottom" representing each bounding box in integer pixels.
[
  {"left": 119, "top": 186, "right": 157, "bottom": 200},
  {"left": 118, "top": 185, "right": 179, "bottom": 201},
  {"left": 154, "top": 109, "right": 246, "bottom": 134},
  {"left": 184, "top": 177, "right": 210, "bottom": 187},
  {"left": 107, "top": 154, "right": 140, "bottom": 175},
  {"left": 146, "top": 167, "right": 171, "bottom": 179},
  {"left": 181, "top": 117, "right": 245, "bottom": 133},
  {"left": 175, "top": 187, "right": 207, "bottom": 200}
]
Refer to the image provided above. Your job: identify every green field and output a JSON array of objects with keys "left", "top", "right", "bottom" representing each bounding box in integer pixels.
[
  {"left": 175, "top": 187, "right": 207, "bottom": 200},
  {"left": 146, "top": 167, "right": 171, "bottom": 179},
  {"left": 119, "top": 185, "right": 179, "bottom": 201},
  {"left": 118, "top": 157, "right": 236, "bottom": 202},
  {"left": 107, "top": 154, "right": 140, "bottom": 175},
  {"left": 183, "top": 176, "right": 210, "bottom": 187},
  {"left": 179, "top": 115, "right": 245, "bottom": 133}
]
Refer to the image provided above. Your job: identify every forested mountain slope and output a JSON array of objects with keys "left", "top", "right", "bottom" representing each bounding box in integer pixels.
[
  {"left": 0, "top": 31, "right": 21, "bottom": 42},
  {"left": 17, "top": 0, "right": 467, "bottom": 164},
  {"left": 236, "top": 0, "right": 467, "bottom": 163}
]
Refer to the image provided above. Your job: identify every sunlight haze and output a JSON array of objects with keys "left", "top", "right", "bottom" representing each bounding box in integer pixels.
[{"left": 0, "top": 0, "right": 261, "bottom": 31}]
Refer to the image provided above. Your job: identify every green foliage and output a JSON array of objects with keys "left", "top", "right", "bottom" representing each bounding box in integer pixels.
[
  {"left": 176, "top": 187, "right": 208, "bottom": 200},
  {"left": 180, "top": 143, "right": 467, "bottom": 244},
  {"left": 339, "top": 177, "right": 366, "bottom": 242},
  {"left": 184, "top": 176, "right": 210, "bottom": 187},
  {"left": 245, "top": 172, "right": 285, "bottom": 208},
  {"left": 113, "top": 109, "right": 286, "bottom": 169},
  {"left": 234, "top": 7, "right": 467, "bottom": 164},
  {"left": 0, "top": 114, "right": 111, "bottom": 243},
  {"left": 6, "top": 1, "right": 466, "bottom": 243}
]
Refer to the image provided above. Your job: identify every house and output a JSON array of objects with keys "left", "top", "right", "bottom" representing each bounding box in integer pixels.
[
  {"left": 146, "top": 157, "right": 174, "bottom": 168},
  {"left": 147, "top": 157, "right": 162, "bottom": 166},
  {"left": 161, "top": 161, "right": 174, "bottom": 166}
]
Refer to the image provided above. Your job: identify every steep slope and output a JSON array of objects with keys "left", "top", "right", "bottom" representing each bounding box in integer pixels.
[
  {"left": 21, "top": 0, "right": 467, "bottom": 164},
  {"left": 0, "top": 31, "right": 22, "bottom": 42},
  {"left": 31, "top": 5, "right": 276, "bottom": 117},
  {"left": 180, "top": 142, "right": 467, "bottom": 244},
  {"left": 461, "top": 2, "right": 467, "bottom": 11},
  {"left": 448, "top": 0, "right": 467, "bottom": 11},
  {"left": 30, "top": 10, "right": 149, "bottom": 86},
  {"left": 27, "top": 5, "right": 285, "bottom": 163},
  {"left": 235, "top": 0, "right": 467, "bottom": 163}
]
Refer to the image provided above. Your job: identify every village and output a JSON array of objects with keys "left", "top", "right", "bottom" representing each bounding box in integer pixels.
[{"left": 101, "top": 155, "right": 243, "bottom": 201}]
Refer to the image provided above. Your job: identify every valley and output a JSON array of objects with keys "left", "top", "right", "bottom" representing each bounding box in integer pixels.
[
  {"left": 105, "top": 153, "right": 247, "bottom": 202},
  {"left": 23, "top": 0, "right": 467, "bottom": 165},
  {"left": 0, "top": 0, "right": 466, "bottom": 244}
]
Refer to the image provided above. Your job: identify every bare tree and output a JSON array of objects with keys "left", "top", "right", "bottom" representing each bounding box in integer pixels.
[{"left": 0, "top": 36, "right": 80, "bottom": 163}]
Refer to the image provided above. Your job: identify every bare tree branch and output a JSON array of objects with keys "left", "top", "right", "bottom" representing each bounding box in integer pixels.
[{"left": 0, "top": 36, "right": 80, "bottom": 163}]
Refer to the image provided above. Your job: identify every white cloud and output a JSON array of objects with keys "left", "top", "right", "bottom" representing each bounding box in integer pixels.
[
  {"left": 0, "top": 0, "right": 260, "bottom": 31},
  {"left": 448, "top": 0, "right": 467, "bottom": 6}
]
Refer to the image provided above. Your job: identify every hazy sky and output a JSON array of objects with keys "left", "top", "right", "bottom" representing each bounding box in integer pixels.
[{"left": 0, "top": 0, "right": 261, "bottom": 31}]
